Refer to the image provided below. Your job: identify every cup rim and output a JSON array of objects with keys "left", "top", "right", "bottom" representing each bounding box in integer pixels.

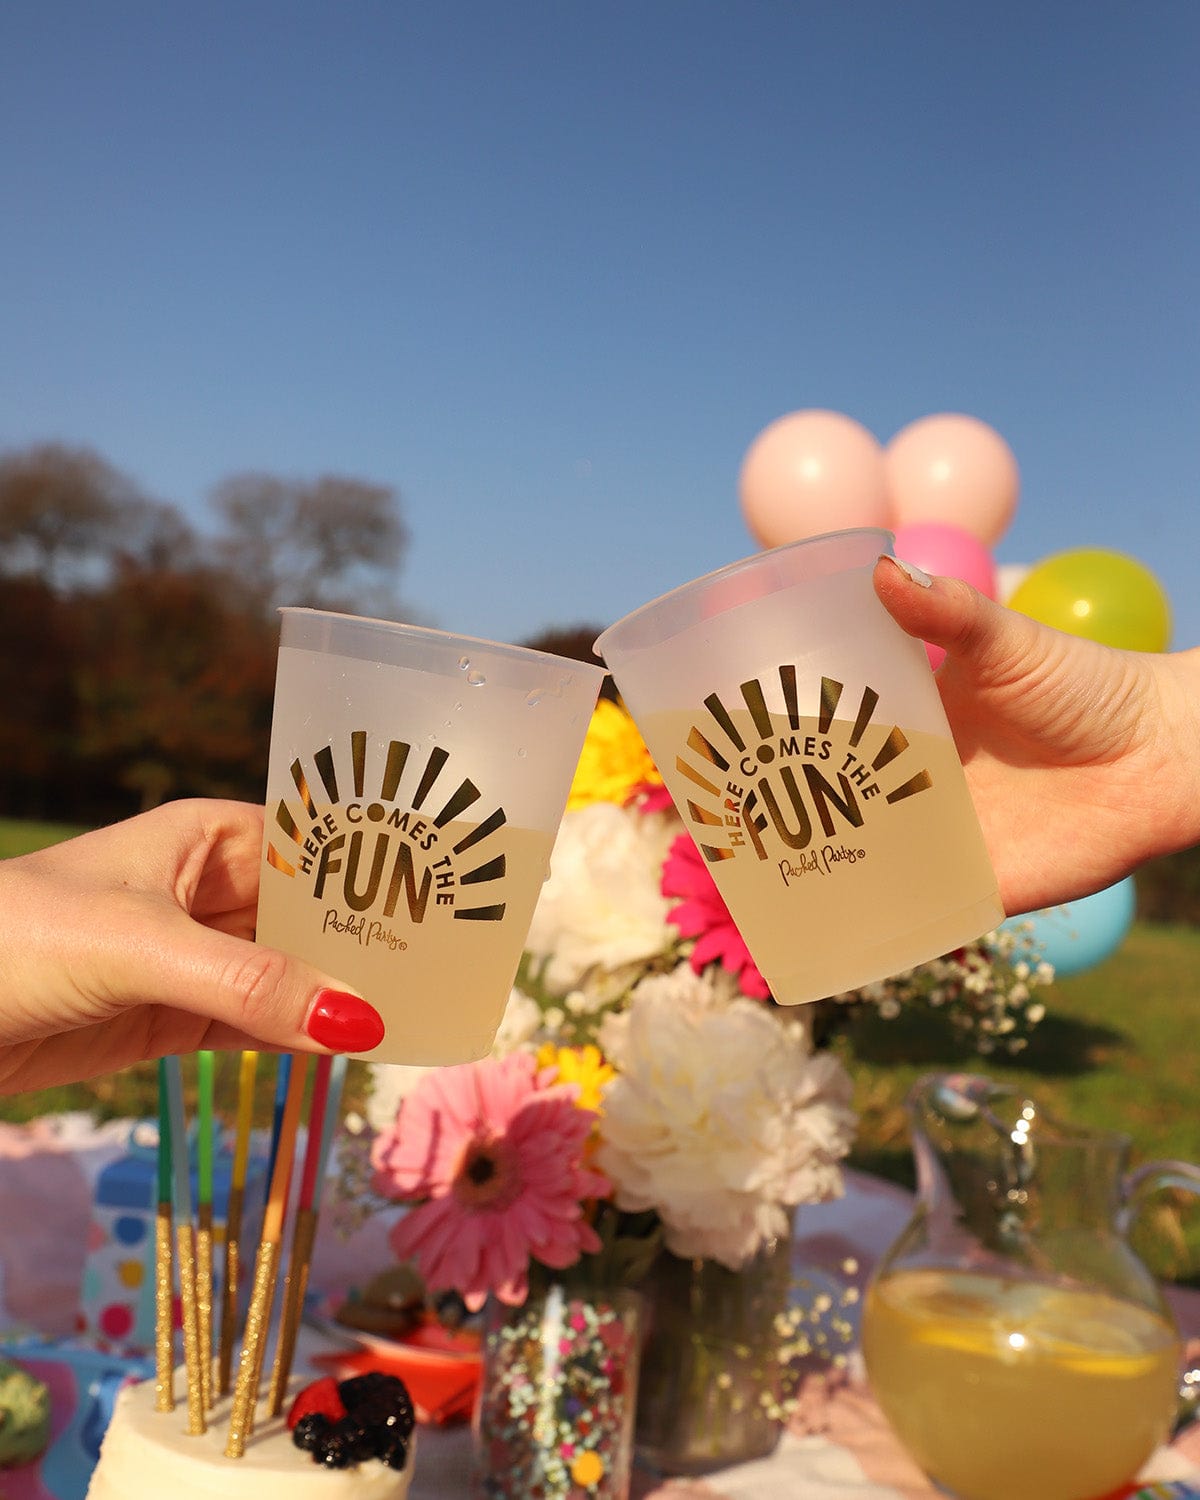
[
  {"left": 594, "top": 525, "right": 895, "bottom": 658},
  {"left": 278, "top": 606, "right": 607, "bottom": 682}
]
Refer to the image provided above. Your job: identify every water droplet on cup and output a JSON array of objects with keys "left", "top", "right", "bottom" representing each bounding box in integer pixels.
[
  {"left": 516, "top": 747, "right": 527, "bottom": 758},
  {"left": 458, "top": 656, "right": 471, "bottom": 672},
  {"left": 525, "top": 689, "right": 543, "bottom": 707},
  {"left": 466, "top": 670, "right": 486, "bottom": 687}
]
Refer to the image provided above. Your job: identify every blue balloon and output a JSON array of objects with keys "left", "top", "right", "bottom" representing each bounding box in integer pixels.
[{"left": 999, "top": 878, "right": 1136, "bottom": 979}]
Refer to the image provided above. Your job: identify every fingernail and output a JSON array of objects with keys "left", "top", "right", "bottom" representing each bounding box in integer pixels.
[
  {"left": 305, "top": 989, "right": 385, "bottom": 1052},
  {"left": 882, "top": 553, "right": 933, "bottom": 588}
]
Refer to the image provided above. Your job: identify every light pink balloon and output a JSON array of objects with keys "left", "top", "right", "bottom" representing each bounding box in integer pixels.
[
  {"left": 885, "top": 413, "right": 1020, "bottom": 546},
  {"left": 893, "top": 521, "right": 998, "bottom": 671},
  {"left": 739, "top": 410, "right": 889, "bottom": 548}
]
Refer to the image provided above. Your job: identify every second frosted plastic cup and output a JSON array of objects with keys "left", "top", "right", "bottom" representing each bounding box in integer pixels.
[
  {"left": 595, "top": 529, "right": 1003, "bottom": 1003},
  {"left": 257, "top": 609, "right": 605, "bottom": 1065}
]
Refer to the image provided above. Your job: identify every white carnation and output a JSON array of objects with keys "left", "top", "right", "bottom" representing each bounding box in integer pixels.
[
  {"left": 524, "top": 802, "right": 677, "bottom": 994},
  {"left": 628, "top": 959, "right": 742, "bottom": 1012},
  {"left": 491, "top": 988, "right": 542, "bottom": 1056},
  {"left": 363, "top": 1061, "right": 431, "bottom": 1133},
  {"left": 595, "top": 991, "right": 857, "bottom": 1270}
]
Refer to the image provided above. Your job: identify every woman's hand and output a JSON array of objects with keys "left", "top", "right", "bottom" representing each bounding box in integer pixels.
[
  {"left": 0, "top": 799, "right": 384, "bottom": 1093},
  {"left": 874, "top": 557, "right": 1200, "bottom": 915}
]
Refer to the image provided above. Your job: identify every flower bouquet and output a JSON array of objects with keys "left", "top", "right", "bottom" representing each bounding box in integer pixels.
[{"left": 361, "top": 696, "right": 1051, "bottom": 1486}]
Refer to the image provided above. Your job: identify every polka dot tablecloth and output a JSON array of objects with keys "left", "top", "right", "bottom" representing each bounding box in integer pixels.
[{"left": 6, "top": 1117, "right": 1200, "bottom": 1500}]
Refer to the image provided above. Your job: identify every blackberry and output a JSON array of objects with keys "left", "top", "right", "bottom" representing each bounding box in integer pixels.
[
  {"left": 336, "top": 1417, "right": 379, "bottom": 1464},
  {"left": 338, "top": 1372, "right": 416, "bottom": 1440},
  {"left": 318, "top": 1433, "right": 353, "bottom": 1469},
  {"left": 291, "top": 1412, "right": 332, "bottom": 1453},
  {"left": 339, "top": 1372, "right": 401, "bottom": 1410},
  {"left": 378, "top": 1435, "right": 411, "bottom": 1471}
]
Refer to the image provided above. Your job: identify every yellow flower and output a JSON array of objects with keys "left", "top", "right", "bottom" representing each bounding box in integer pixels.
[
  {"left": 570, "top": 1450, "right": 605, "bottom": 1487},
  {"left": 566, "top": 700, "right": 663, "bottom": 810},
  {"left": 537, "top": 1043, "right": 615, "bottom": 1114}
]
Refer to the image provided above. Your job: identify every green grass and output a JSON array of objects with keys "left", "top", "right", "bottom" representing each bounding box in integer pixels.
[
  {"left": 834, "top": 920, "right": 1200, "bottom": 1281},
  {"left": 0, "top": 817, "right": 89, "bottom": 858},
  {"left": 3, "top": 815, "right": 1199, "bottom": 1279}
]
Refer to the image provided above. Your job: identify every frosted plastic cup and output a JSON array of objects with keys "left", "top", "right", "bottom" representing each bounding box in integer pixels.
[
  {"left": 595, "top": 529, "right": 1003, "bottom": 1004},
  {"left": 257, "top": 608, "right": 605, "bottom": 1065}
]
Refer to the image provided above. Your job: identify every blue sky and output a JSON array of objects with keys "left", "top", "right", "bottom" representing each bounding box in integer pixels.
[{"left": 2, "top": 3, "right": 1197, "bottom": 646}]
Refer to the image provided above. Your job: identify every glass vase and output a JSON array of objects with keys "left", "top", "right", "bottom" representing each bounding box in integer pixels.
[
  {"left": 634, "top": 1223, "right": 794, "bottom": 1476},
  {"left": 475, "top": 1281, "right": 642, "bottom": 1500}
]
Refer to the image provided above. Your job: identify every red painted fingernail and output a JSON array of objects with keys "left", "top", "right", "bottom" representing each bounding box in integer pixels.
[{"left": 304, "top": 989, "right": 385, "bottom": 1052}]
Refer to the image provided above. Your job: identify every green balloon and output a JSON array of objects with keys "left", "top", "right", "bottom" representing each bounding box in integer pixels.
[{"left": 1008, "top": 547, "right": 1171, "bottom": 651}]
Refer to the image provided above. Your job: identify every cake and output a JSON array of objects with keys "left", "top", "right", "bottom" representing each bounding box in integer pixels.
[{"left": 86, "top": 1370, "right": 416, "bottom": 1500}]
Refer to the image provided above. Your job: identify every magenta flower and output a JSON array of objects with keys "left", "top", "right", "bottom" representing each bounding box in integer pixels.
[
  {"left": 630, "top": 780, "right": 675, "bottom": 814},
  {"left": 370, "top": 1052, "right": 610, "bottom": 1310},
  {"left": 661, "top": 832, "right": 771, "bottom": 1000}
]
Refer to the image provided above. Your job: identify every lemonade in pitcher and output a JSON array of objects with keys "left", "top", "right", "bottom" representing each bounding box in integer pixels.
[
  {"left": 860, "top": 1075, "right": 1200, "bottom": 1500},
  {"left": 864, "top": 1267, "right": 1181, "bottom": 1500}
]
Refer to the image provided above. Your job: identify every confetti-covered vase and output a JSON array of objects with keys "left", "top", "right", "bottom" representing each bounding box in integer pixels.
[{"left": 475, "top": 1282, "right": 642, "bottom": 1500}]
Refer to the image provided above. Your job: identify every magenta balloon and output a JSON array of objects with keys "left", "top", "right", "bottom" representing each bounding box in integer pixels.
[
  {"left": 885, "top": 413, "right": 1020, "bottom": 546},
  {"left": 893, "top": 521, "right": 998, "bottom": 673},
  {"left": 892, "top": 521, "right": 999, "bottom": 599},
  {"left": 739, "top": 410, "right": 889, "bottom": 548}
]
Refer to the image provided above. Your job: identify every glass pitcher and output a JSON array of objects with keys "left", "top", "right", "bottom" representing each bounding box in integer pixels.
[{"left": 861, "top": 1072, "right": 1200, "bottom": 1500}]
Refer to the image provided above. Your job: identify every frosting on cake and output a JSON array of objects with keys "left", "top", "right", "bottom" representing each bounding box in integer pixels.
[{"left": 86, "top": 1373, "right": 414, "bottom": 1500}]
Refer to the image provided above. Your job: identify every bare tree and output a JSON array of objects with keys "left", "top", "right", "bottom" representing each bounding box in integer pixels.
[
  {"left": 110, "top": 497, "right": 201, "bottom": 572},
  {"left": 211, "top": 471, "right": 409, "bottom": 618},
  {"left": 0, "top": 443, "right": 201, "bottom": 588},
  {"left": 0, "top": 444, "right": 134, "bottom": 585}
]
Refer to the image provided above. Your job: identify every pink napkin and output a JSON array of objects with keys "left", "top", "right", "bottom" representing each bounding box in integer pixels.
[{"left": 0, "top": 1118, "right": 99, "bottom": 1336}]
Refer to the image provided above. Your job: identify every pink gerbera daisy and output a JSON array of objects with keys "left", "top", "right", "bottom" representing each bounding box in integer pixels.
[
  {"left": 661, "top": 831, "right": 771, "bottom": 999},
  {"left": 370, "top": 1052, "right": 610, "bottom": 1310}
]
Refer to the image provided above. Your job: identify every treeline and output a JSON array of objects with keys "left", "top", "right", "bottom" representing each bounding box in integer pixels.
[
  {"left": 0, "top": 443, "right": 412, "bottom": 823},
  {"left": 4, "top": 439, "right": 1198, "bottom": 923}
]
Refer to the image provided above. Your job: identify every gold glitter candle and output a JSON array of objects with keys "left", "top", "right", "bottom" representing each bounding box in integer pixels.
[
  {"left": 196, "top": 1202, "right": 214, "bottom": 1413},
  {"left": 224, "top": 1238, "right": 279, "bottom": 1458},
  {"left": 175, "top": 1221, "right": 206, "bottom": 1436},
  {"left": 154, "top": 1201, "right": 175, "bottom": 1413},
  {"left": 267, "top": 1205, "right": 318, "bottom": 1415},
  {"left": 218, "top": 1180, "right": 244, "bottom": 1397}
]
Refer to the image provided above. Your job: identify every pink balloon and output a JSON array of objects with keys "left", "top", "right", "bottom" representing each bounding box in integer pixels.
[
  {"left": 885, "top": 413, "right": 1019, "bottom": 546},
  {"left": 892, "top": 521, "right": 998, "bottom": 597},
  {"left": 739, "top": 410, "right": 889, "bottom": 548},
  {"left": 893, "top": 521, "right": 998, "bottom": 671}
]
